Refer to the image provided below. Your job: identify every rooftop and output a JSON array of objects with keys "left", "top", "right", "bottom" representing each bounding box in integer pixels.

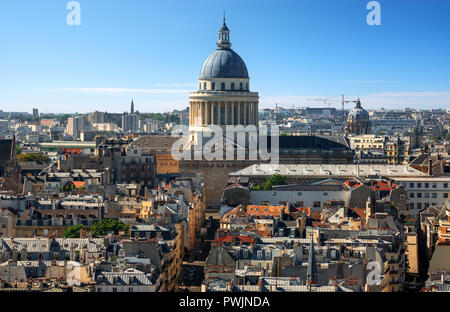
[{"left": 231, "top": 164, "right": 427, "bottom": 178}]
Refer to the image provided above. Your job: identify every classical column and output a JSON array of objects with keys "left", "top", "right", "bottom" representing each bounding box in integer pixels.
[
  {"left": 225, "top": 102, "right": 228, "bottom": 125},
  {"left": 243, "top": 102, "right": 247, "bottom": 125},
  {"left": 237, "top": 102, "right": 241, "bottom": 125},
  {"left": 231, "top": 102, "right": 235, "bottom": 125},
  {"left": 202, "top": 102, "right": 207, "bottom": 125},
  {"left": 210, "top": 102, "right": 214, "bottom": 125}
]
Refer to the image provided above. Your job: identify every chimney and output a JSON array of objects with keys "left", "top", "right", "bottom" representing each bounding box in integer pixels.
[{"left": 428, "top": 159, "right": 433, "bottom": 176}]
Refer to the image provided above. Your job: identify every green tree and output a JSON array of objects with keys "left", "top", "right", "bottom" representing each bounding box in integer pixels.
[
  {"left": 17, "top": 153, "right": 50, "bottom": 164},
  {"left": 63, "top": 225, "right": 87, "bottom": 238},
  {"left": 261, "top": 174, "right": 286, "bottom": 190},
  {"left": 92, "top": 219, "right": 130, "bottom": 237},
  {"left": 446, "top": 132, "right": 450, "bottom": 142}
]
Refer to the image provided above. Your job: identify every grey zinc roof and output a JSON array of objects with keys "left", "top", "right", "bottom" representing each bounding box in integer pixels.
[
  {"left": 97, "top": 268, "right": 154, "bottom": 285},
  {"left": 429, "top": 246, "right": 450, "bottom": 274},
  {"left": 199, "top": 48, "right": 249, "bottom": 79}
]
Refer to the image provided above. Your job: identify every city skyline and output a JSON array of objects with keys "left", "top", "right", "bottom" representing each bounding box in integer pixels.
[{"left": 2, "top": 0, "right": 450, "bottom": 113}]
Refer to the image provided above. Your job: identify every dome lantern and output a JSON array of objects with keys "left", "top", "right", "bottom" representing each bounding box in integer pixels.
[{"left": 217, "top": 14, "right": 231, "bottom": 49}]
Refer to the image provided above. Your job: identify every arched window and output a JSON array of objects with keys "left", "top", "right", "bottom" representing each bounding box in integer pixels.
[
  {"left": 203, "top": 82, "right": 207, "bottom": 90},
  {"left": 240, "top": 83, "right": 243, "bottom": 90},
  {"left": 212, "top": 82, "right": 216, "bottom": 90},
  {"left": 231, "top": 83, "right": 235, "bottom": 91},
  {"left": 199, "top": 83, "right": 201, "bottom": 90},
  {"left": 221, "top": 82, "right": 225, "bottom": 91},
  {"left": 246, "top": 83, "right": 249, "bottom": 90}
]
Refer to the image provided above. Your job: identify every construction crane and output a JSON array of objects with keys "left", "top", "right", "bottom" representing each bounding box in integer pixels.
[{"left": 341, "top": 95, "right": 359, "bottom": 121}]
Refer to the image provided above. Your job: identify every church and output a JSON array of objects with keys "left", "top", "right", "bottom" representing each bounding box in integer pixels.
[{"left": 176, "top": 18, "right": 355, "bottom": 208}]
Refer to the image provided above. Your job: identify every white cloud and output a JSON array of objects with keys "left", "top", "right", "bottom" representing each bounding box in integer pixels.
[{"left": 40, "top": 87, "right": 191, "bottom": 95}]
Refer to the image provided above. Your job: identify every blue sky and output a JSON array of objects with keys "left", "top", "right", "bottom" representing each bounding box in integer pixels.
[{"left": 1, "top": 0, "right": 450, "bottom": 113}]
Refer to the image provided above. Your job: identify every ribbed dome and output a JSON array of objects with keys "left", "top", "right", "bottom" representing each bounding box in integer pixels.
[
  {"left": 347, "top": 100, "right": 369, "bottom": 121},
  {"left": 348, "top": 107, "right": 369, "bottom": 121},
  {"left": 199, "top": 48, "right": 249, "bottom": 79}
]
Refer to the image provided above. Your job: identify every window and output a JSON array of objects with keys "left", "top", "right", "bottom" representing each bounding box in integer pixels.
[
  {"left": 425, "top": 183, "right": 429, "bottom": 188},
  {"left": 409, "top": 183, "right": 414, "bottom": 188},
  {"left": 199, "top": 83, "right": 201, "bottom": 90},
  {"left": 424, "top": 193, "right": 430, "bottom": 198},
  {"left": 417, "top": 183, "right": 422, "bottom": 188},
  {"left": 240, "top": 82, "right": 243, "bottom": 90},
  {"left": 257, "top": 250, "right": 262, "bottom": 259},
  {"left": 129, "top": 287, "right": 133, "bottom": 292},
  {"left": 211, "top": 82, "right": 215, "bottom": 90},
  {"left": 444, "top": 193, "right": 448, "bottom": 198},
  {"left": 432, "top": 183, "right": 437, "bottom": 188},
  {"left": 432, "top": 193, "right": 437, "bottom": 198},
  {"left": 444, "top": 183, "right": 448, "bottom": 188},
  {"left": 313, "top": 201, "right": 321, "bottom": 208},
  {"left": 323, "top": 192, "right": 328, "bottom": 196},
  {"left": 409, "top": 193, "right": 414, "bottom": 198},
  {"left": 409, "top": 203, "right": 414, "bottom": 210},
  {"left": 416, "top": 203, "right": 422, "bottom": 210},
  {"left": 246, "top": 83, "right": 248, "bottom": 90},
  {"left": 221, "top": 82, "right": 225, "bottom": 91},
  {"left": 417, "top": 193, "right": 422, "bottom": 198},
  {"left": 203, "top": 82, "right": 207, "bottom": 90},
  {"left": 297, "top": 192, "right": 302, "bottom": 196},
  {"left": 231, "top": 83, "right": 235, "bottom": 90},
  {"left": 112, "top": 288, "right": 117, "bottom": 292}
]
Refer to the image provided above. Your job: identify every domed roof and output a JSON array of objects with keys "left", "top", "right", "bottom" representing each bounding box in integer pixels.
[
  {"left": 347, "top": 99, "right": 369, "bottom": 121},
  {"left": 199, "top": 48, "right": 249, "bottom": 79}
]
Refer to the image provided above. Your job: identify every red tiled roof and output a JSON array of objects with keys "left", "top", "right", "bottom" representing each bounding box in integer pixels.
[
  {"left": 72, "top": 181, "right": 85, "bottom": 188},
  {"left": 215, "top": 235, "right": 256, "bottom": 244}
]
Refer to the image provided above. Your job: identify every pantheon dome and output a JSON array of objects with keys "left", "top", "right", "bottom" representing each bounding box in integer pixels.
[
  {"left": 189, "top": 18, "right": 259, "bottom": 135},
  {"left": 199, "top": 48, "right": 249, "bottom": 79}
]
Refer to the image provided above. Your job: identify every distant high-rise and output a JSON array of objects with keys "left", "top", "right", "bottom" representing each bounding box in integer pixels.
[
  {"left": 32, "top": 108, "right": 39, "bottom": 119},
  {"left": 122, "top": 100, "right": 139, "bottom": 132},
  {"left": 67, "top": 116, "right": 85, "bottom": 139},
  {"left": 89, "top": 111, "right": 105, "bottom": 124}
]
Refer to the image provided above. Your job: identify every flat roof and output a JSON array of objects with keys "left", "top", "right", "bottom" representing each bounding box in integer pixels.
[{"left": 230, "top": 164, "right": 427, "bottom": 178}]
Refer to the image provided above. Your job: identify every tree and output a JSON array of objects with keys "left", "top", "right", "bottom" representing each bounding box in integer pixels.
[
  {"left": 63, "top": 225, "right": 87, "bottom": 238},
  {"left": 261, "top": 174, "right": 286, "bottom": 190},
  {"left": 92, "top": 219, "right": 130, "bottom": 237},
  {"left": 446, "top": 132, "right": 450, "bottom": 142}
]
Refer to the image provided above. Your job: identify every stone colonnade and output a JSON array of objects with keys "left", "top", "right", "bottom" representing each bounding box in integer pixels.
[{"left": 189, "top": 101, "right": 258, "bottom": 126}]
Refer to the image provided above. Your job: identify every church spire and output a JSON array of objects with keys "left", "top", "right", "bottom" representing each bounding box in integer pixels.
[
  {"left": 307, "top": 236, "right": 318, "bottom": 284},
  {"left": 131, "top": 99, "right": 134, "bottom": 114},
  {"left": 217, "top": 14, "right": 231, "bottom": 49}
]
